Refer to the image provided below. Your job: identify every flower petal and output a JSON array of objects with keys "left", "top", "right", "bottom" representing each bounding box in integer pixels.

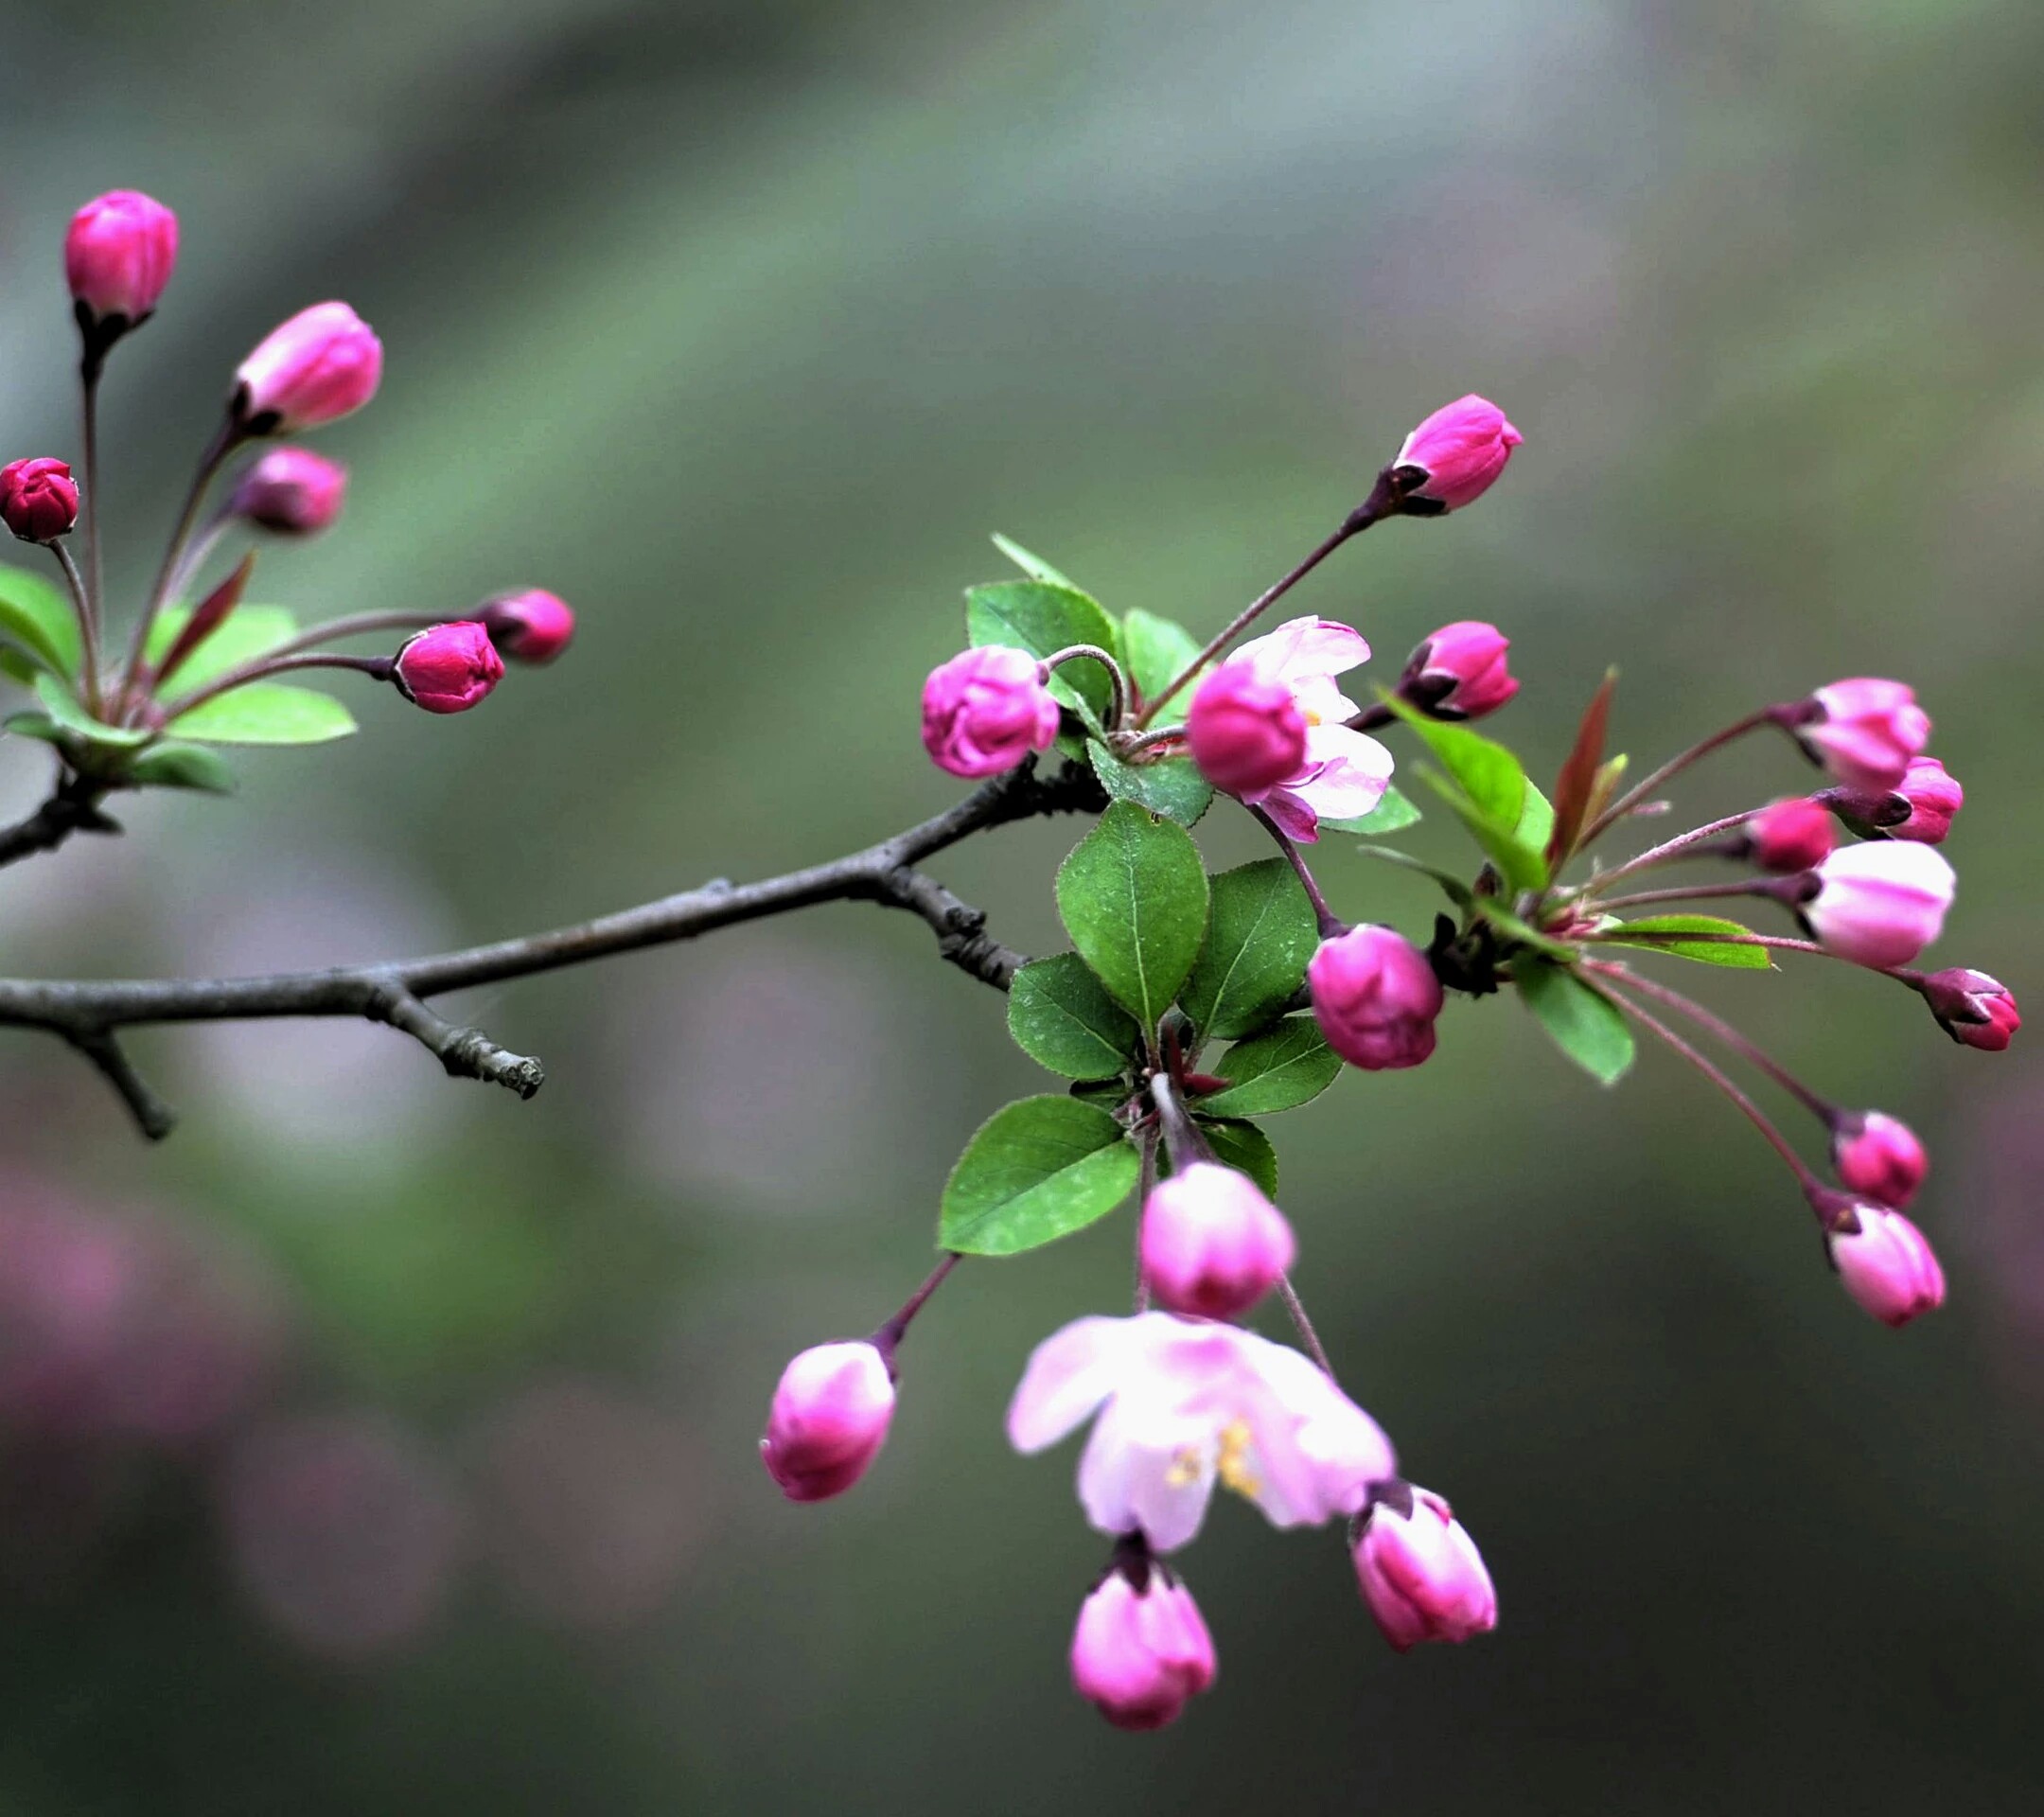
[{"left": 1007, "top": 1315, "right": 1134, "bottom": 1452}]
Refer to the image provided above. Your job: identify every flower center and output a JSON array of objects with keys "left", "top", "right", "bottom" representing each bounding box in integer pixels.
[{"left": 1215, "top": 1418, "right": 1261, "bottom": 1500}]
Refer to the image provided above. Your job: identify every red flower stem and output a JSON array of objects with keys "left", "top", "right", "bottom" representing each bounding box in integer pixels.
[
  {"left": 1148, "top": 1072, "right": 1215, "bottom": 1173},
  {"left": 871, "top": 1251, "right": 961, "bottom": 1360},
  {"left": 1588, "top": 809, "right": 1765, "bottom": 890},
  {"left": 1578, "top": 706, "right": 1790, "bottom": 848},
  {"left": 122, "top": 415, "right": 243, "bottom": 715},
  {"left": 1040, "top": 644, "right": 1129, "bottom": 730},
  {"left": 47, "top": 541, "right": 100, "bottom": 712},
  {"left": 156, "top": 650, "right": 395, "bottom": 723},
  {"left": 77, "top": 362, "right": 106, "bottom": 712},
  {"left": 1248, "top": 803, "right": 1347, "bottom": 937},
  {"left": 1134, "top": 1123, "right": 1159, "bottom": 1314},
  {"left": 1275, "top": 1274, "right": 1338, "bottom": 1379},
  {"left": 1591, "top": 877, "right": 1789, "bottom": 914}
]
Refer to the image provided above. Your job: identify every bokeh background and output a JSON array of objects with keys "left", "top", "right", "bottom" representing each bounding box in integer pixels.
[{"left": 3, "top": 0, "right": 2042, "bottom": 1809}]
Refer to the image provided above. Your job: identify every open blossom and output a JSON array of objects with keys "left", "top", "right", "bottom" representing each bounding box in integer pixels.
[
  {"left": 1398, "top": 621, "right": 1518, "bottom": 722},
  {"left": 1830, "top": 1111, "right": 1927, "bottom": 1209},
  {"left": 1917, "top": 968, "right": 2019, "bottom": 1051},
  {"left": 1138, "top": 1162, "right": 1295, "bottom": 1320},
  {"left": 65, "top": 189, "right": 179, "bottom": 326},
  {"left": 1007, "top": 1313, "right": 1394, "bottom": 1552},
  {"left": 1309, "top": 925, "right": 1443, "bottom": 1070},
  {"left": 236, "top": 302, "right": 384, "bottom": 432},
  {"left": 1799, "top": 679, "right": 1930, "bottom": 793},
  {"left": 231, "top": 449, "right": 347, "bottom": 535},
  {"left": 1208, "top": 616, "right": 1393, "bottom": 841},
  {"left": 1069, "top": 1567, "right": 1217, "bottom": 1731},
  {"left": 1803, "top": 843, "right": 1955, "bottom": 969},
  {"left": 1743, "top": 798, "right": 1835, "bottom": 873},
  {"left": 1826, "top": 1203, "right": 1946, "bottom": 1328},
  {"left": 922, "top": 645, "right": 1059, "bottom": 778},
  {"left": 1186, "top": 664, "right": 1308, "bottom": 797},
  {"left": 1, "top": 457, "right": 79, "bottom": 543},
  {"left": 761, "top": 1340, "right": 896, "bottom": 1502},
  {"left": 1391, "top": 395, "right": 1522, "bottom": 513},
  {"left": 394, "top": 622, "right": 503, "bottom": 714},
  {"left": 1353, "top": 1484, "right": 1498, "bottom": 1652}
]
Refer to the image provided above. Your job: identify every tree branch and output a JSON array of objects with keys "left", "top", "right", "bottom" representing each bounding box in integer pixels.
[{"left": 0, "top": 772, "right": 118, "bottom": 868}]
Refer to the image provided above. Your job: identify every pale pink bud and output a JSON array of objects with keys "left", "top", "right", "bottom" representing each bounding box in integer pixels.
[
  {"left": 1398, "top": 620, "right": 1518, "bottom": 720},
  {"left": 1390, "top": 395, "right": 1523, "bottom": 514},
  {"left": 478, "top": 590, "right": 576, "bottom": 665},
  {"left": 394, "top": 622, "right": 504, "bottom": 714},
  {"left": 0, "top": 457, "right": 79, "bottom": 543},
  {"left": 1069, "top": 1568, "right": 1217, "bottom": 1731},
  {"left": 1804, "top": 843, "right": 1955, "bottom": 969},
  {"left": 759, "top": 1340, "right": 895, "bottom": 1503},
  {"left": 65, "top": 189, "right": 179, "bottom": 326},
  {"left": 1186, "top": 662, "right": 1309, "bottom": 796},
  {"left": 1830, "top": 1110, "right": 1927, "bottom": 1209},
  {"left": 235, "top": 302, "right": 384, "bottom": 433},
  {"left": 1354, "top": 1483, "right": 1498, "bottom": 1652},
  {"left": 230, "top": 449, "right": 348, "bottom": 535},
  {"left": 1918, "top": 967, "right": 2019, "bottom": 1051},
  {"left": 1309, "top": 925, "right": 1443, "bottom": 1070},
  {"left": 1830, "top": 755, "right": 1964, "bottom": 846},
  {"left": 1742, "top": 797, "right": 1835, "bottom": 873},
  {"left": 920, "top": 645, "right": 1060, "bottom": 778},
  {"left": 1138, "top": 1161, "right": 1295, "bottom": 1320},
  {"left": 1826, "top": 1203, "right": 1946, "bottom": 1328},
  {"left": 1799, "top": 679, "right": 1931, "bottom": 793}
]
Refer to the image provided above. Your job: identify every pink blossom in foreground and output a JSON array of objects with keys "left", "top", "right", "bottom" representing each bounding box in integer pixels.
[
  {"left": 921, "top": 645, "right": 1060, "bottom": 778},
  {"left": 235, "top": 302, "right": 384, "bottom": 432},
  {"left": 1918, "top": 968, "right": 2020, "bottom": 1051},
  {"left": 479, "top": 589, "right": 576, "bottom": 665},
  {"left": 1800, "top": 679, "right": 1930, "bottom": 793},
  {"left": 1186, "top": 663, "right": 1308, "bottom": 797},
  {"left": 1832, "top": 755, "right": 1964, "bottom": 846},
  {"left": 1, "top": 457, "right": 79, "bottom": 543},
  {"left": 760, "top": 1340, "right": 896, "bottom": 1502},
  {"left": 1392, "top": 395, "right": 1522, "bottom": 513},
  {"left": 1006, "top": 1313, "right": 1394, "bottom": 1552},
  {"left": 231, "top": 449, "right": 348, "bottom": 535},
  {"left": 1803, "top": 842, "right": 1955, "bottom": 969},
  {"left": 395, "top": 622, "right": 504, "bottom": 714},
  {"left": 1353, "top": 1484, "right": 1498, "bottom": 1652},
  {"left": 1399, "top": 621, "right": 1518, "bottom": 721},
  {"left": 1830, "top": 1111, "right": 1928, "bottom": 1209},
  {"left": 1826, "top": 1203, "right": 1946, "bottom": 1328},
  {"left": 1743, "top": 798, "right": 1835, "bottom": 873},
  {"left": 65, "top": 190, "right": 179, "bottom": 326},
  {"left": 1070, "top": 1567, "right": 1217, "bottom": 1731},
  {"left": 1309, "top": 925, "right": 1443, "bottom": 1070},
  {"left": 1138, "top": 1161, "right": 1295, "bottom": 1320}
]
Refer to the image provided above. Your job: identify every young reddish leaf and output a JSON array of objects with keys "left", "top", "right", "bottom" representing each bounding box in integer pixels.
[
  {"left": 1546, "top": 668, "right": 1618, "bottom": 869},
  {"left": 153, "top": 552, "right": 256, "bottom": 690}
]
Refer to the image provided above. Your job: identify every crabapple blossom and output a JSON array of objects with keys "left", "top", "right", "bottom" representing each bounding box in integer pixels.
[
  {"left": 1309, "top": 925, "right": 1443, "bottom": 1070},
  {"left": 235, "top": 302, "right": 384, "bottom": 432},
  {"left": 1916, "top": 968, "right": 2020, "bottom": 1051},
  {"left": 1830, "top": 1111, "right": 1927, "bottom": 1210},
  {"left": 921, "top": 645, "right": 1060, "bottom": 778},
  {"left": 1353, "top": 1483, "right": 1498, "bottom": 1652},
  {"left": 0, "top": 458, "right": 79, "bottom": 543},
  {"left": 760, "top": 1340, "right": 896, "bottom": 1502},
  {"left": 1799, "top": 679, "right": 1930, "bottom": 793},
  {"left": 1138, "top": 1161, "right": 1295, "bottom": 1320},
  {"left": 1803, "top": 842, "right": 1955, "bottom": 969},
  {"left": 1825, "top": 1203, "right": 1946, "bottom": 1329},
  {"left": 1069, "top": 1566, "right": 1217, "bottom": 1731},
  {"left": 1831, "top": 755, "right": 1963, "bottom": 845},
  {"left": 394, "top": 623, "right": 504, "bottom": 714},
  {"left": 1185, "top": 662, "right": 1308, "bottom": 797},
  {"left": 1398, "top": 620, "right": 1518, "bottom": 721},
  {"left": 479, "top": 590, "right": 576, "bottom": 665},
  {"left": 1742, "top": 798, "right": 1835, "bottom": 873},
  {"left": 230, "top": 449, "right": 347, "bottom": 535},
  {"left": 1390, "top": 395, "right": 1523, "bottom": 514},
  {"left": 65, "top": 189, "right": 178, "bottom": 327}
]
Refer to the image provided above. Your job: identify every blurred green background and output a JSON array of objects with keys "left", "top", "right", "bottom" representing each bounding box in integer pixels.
[{"left": 3, "top": 0, "right": 2042, "bottom": 1809}]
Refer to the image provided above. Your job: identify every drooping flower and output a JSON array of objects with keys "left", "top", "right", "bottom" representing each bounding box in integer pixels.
[
  {"left": 1825, "top": 1202, "right": 1946, "bottom": 1329},
  {"left": 1138, "top": 1161, "right": 1295, "bottom": 1321},
  {"left": 230, "top": 449, "right": 348, "bottom": 535},
  {"left": 760, "top": 1339, "right": 897, "bottom": 1502},
  {"left": 1352, "top": 1483, "right": 1498, "bottom": 1652},
  {"left": 921, "top": 645, "right": 1060, "bottom": 778},
  {"left": 1397, "top": 621, "right": 1518, "bottom": 721},
  {"left": 1309, "top": 925, "right": 1444, "bottom": 1070},
  {"left": 1831, "top": 755, "right": 1964, "bottom": 846},
  {"left": 1390, "top": 396, "right": 1523, "bottom": 514},
  {"left": 394, "top": 622, "right": 504, "bottom": 714},
  {"left": 1916, "top": 968, "right": 2019, "bottom": 1051},
  {"left": 1742, "top": 797, "right": 1836, "bottom": 873},
  {"left": 1803, "top": 842, "right": 1955, "bottom": 969},
  {"left": 1798, "top": 679, "right": 1930, "bottom": 793},
  {"left": 478, "top": 589, "right": 576, "bottom": 665},
  {"left": 1069, "top": 1563, "right": 1217, "bottom": 1731},
  {"left": 1830, "top": 1110, "right": 1927, "bottom": 1210}
]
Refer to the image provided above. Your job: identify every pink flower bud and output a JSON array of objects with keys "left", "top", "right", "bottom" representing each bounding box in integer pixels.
[
  {"left": 1069, "top": 1567, "right": 1217, "bottom": 1731},
  {"left": 1830, "top": 1110, "right": 1927, "bottom": 1209},
  {"left": 1390, "top": 395, "right": 1523, "bottom": 514},
  {"left": 1186, "top": 662, "right": 1310, "bottom": 796},
  {"left": 0, "top": 457, "right": 80, "bottom": 543},
  {"left": 478, "top": 590, "right": 575, "bottom": 665},
  {"left": 1138, "top": 1160, "right": 1296, "bottom": 1320},
  {"left": 65, "top": 189, "right": 179, "bottom": 326},
  {"left": 230, "top": 449, "right": 348, "bottom": 535},
  {"left": 1917, "top": 967, "right": 2019, "bottom": 1051},
  {"left": 1398, "top": 620, "right": 1518, "bottom": 721},
  {"left": 920, "top": 645, "right": 1060, "bottom": 778},
  {"left": 1743, "top": 797, "right": 1836, "bottom": 873},
  {"left": 1830, "top": 755, "right": 1964, "bottom": 846},
  {"left": 1799, "top": 679, "right": 1931, "bottom": 793},
  {"left": 1353, "top": 1483, "right": 1498, "bottom": 1652},
  {"left": 394, "top": 622, "right": 504, "bottom": 714},
  {"left": 1825, "top": 1203, "right": 1946, "bottom": 1328},
  {"left": 1309, "top": 925, "right": 1443, "bottom": 1070},
  {"left": 759, "top": 1340, "right": 896, "bottom": 1503},
  {"left": 235, "top": 302, "right": 384, "bottom": 433},
  {"left": 1803, "top": 843, "right": 1955, "bottom": 969}
]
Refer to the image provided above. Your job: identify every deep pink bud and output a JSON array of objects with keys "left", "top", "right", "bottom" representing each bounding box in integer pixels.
[
  {"left": 920, "top": 645, "right": 1060, "bottom": 778},
  {"left": 1390, "top": 395, "right": 1523, "bottom": 514},
  {"left": 1917, "top": 968, "right": 2020, "bottom": 1051},
  {"left": 1354, "top": 1483, "right": 1498, "bottom": 1652},
  {"left": 1830, "top": 1110, "right": 1928, "bottom": 1209},
  {"left": 394, "top": 622, "right": 504, "bottom": 714},
  {"left": 1804, "top": 843, "right": 1954, "bottom": 969},
  {"left": 1399, "top": 620, "right": 1518, "bottom": 720},
  {"left": 1069, "top": 1568, "right": 1217, "bottom": 1731},
  {"left": 1743, "top": 797, "right": 1836, "bottom": 873},
  {"left": 478, "top": 590, "right": 575, "bottom": 665},
  {"left": 1186, "top": 662, "right": 1310, "bottom": 796},
  {"left": 1138, "top": 1160, "right": 1295, "bottom": 1320},
  {"left": 230, "top": 449, "right": 347, "bottom": 535},
  {"left": 0, "top": 458, "right": 80, "bottom": 543},
  {"left": 1309, "top": 925, "right": 1443, "bottom": 1070},
  {"left": 1800, "top": 679, "right": 1931, "bottom": 793},
  {"left": 759, "top": 1340, "right": 896, "bottom": 1503},
  {"left": 1830, "top": 755, "right": 1964, "bottom": 846},
  {"left": 235, "top": 302, "right": 384, "bottom": 432},
  {"left": 65, "top": 189, "right": 179, "bottom": 326},
  {"left": 1825, "top": 1203, "right": 1946, "bottom": 1328}
]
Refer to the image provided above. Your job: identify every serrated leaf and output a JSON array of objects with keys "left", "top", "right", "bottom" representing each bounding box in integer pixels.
[
  {"left": 1008, "top": 954, "right": 1143, "bottom": 1080},
  {"left": 1086, "top": 739, "right": 1212, "bottom": 826},
  {"left": 1323, "top": 785, "right": 1421, "bottom": 836},
  {"left": 126, "top": 740, "right": 237, "bottom": 793},
  {"left": 1193, "top": 1017, "right": 1341, "bottom": 1118},
  {"left": 1055, "top": 801, "right": 1209, "bottom": 1031},
  {"left": 1516, "top": 960, "right": 1635, "bottom": 1085},
  {"left": 1122, "top": 609, "right": 1206, "bottom": 728},
  {"left": 1196, "top": 1119, "right": 1278, "bottom": 1200},
  {"left": 33, "top": 674, "right": 151, "bottom": 748},
  {"left": 966, "top": 580, "right": 1122, "bottom": 726},
  {"left": 1180, "top": 858, "right": 1319, "bottom": 1042},
  {"left": 1593, "top": 915, "right": 1773, "bottom": 969},
  {"left": 168, "top": 682, "right": 357, "bottom": 745},
  {"left": 148, "top": 602, "right": 301, "bottom": 696},
  {"left": 939, "top": 1096, "right": 1140, "bottom": 1255},
  {"left": 991, "top": 534, "right": 1077, "bottom": 590},
  {"left": 0, "top": 563, "right": 82, "bottom": 680}
]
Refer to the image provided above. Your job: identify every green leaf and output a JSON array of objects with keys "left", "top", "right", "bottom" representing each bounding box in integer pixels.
[
  {"left": 1422, "top": 771, "right": 1550, "bottom": 896},
  {"left": 168, "top": 682, "right": 357, "bottom": 745},
  {"left": 991, "top": 533, "right": 1077, "bottom": 590},
  {"left": 1196, "top": 1118, "right": 1278, "bottom": 1200},
  {"left": 1194, "top": 1017, "right": 1341, "bottom": 1118},
  {"left": 966, "top": 580, "right": 1122, "bottom": 725},
  {"left": 126, "top": 740, "right": 238, "bottom": 793},
  {"left": 3, "top": 711, "right": 68, "bottom": 749},
  {"left": 1323, "top": 785, "right": 1421, "bottom": 836},
  {"left": 0, "top": 563, "right": 81, "bottom": 680},
  {"left": 1517, "top": 781, "right": 1556, "bottom": 856},
  {"left": 1008, "top": 954, "right": 1143, "bottom": 1080},
  {"left": 34, "top": 674, "right": 152, "bottom": 748},
  {"left": 1055, "top": 801, "right": 1209, "bottom": 1031},
  {"left": 1121, "top": 609, "right": 1206, "bottom": 727},
  {"left": 1180, "top": 858, "right": 1319, "bottom": 1042},
  {"left": 1593, "top": 915, "right": 1774, "bottom": 969},
  {"left": 1353, "top": 841, "right": 1475, "bottom": 911},
  {"left": 1385, "top": 694, "right": 1527, "bottom": 829},
  {"left": 149, "top": 601, "right": 299, "bottom": 693},
  {"left": 1086, "top": 738, "right": 1212, "bottom": 827},
  {"left": 1516, "top": 960, "right": 1635, "bottom": 1085},
  {"left": 1473, "top": 900, "right": 1578, "bottom": 959},
  {"left": 939, "top": 1096, "right": 1140, "bottom": 1256}
]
